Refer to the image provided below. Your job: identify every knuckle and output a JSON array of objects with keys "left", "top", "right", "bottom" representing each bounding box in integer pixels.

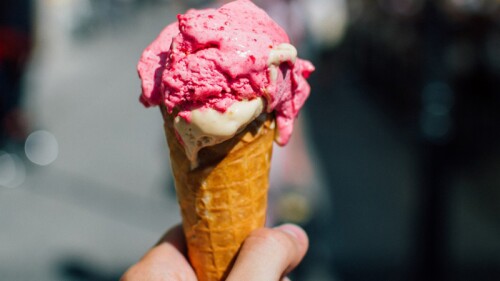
[{"left": 248, "top": 228, "right": 295, "bottom": 252}]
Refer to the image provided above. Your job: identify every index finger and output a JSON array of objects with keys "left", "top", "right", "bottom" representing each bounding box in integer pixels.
[
  {"left": 120, "top": 224, "right": 197, "bottom": 281},
  {"left": 226, "top": 224, "right": 309, "bottom": 281}
]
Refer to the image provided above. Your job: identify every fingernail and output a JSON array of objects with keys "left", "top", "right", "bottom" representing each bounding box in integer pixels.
[{"left": 274, "top": 223, "right": 302, "bottom": 239}]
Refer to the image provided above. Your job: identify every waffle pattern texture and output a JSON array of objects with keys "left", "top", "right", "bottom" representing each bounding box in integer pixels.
[{"left": 163, "top": 109, "right": 274, "bottom": 281}]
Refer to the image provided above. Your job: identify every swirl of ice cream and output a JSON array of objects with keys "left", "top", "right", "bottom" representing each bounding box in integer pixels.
[
  {"left": 173, "top": 97, "right": 266, "bottom": 165},
  {"left": 137, "top": 0, "right": 314, "bottom": 162}
]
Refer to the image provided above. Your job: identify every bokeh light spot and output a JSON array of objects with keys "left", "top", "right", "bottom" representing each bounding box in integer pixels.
[
  {"left": 0, "top": 151, "right": 26, "bottom": 188},
  {"left": 25, "top": 130, "right": 59, "bottom": 166},
  {"left": 0, "top": 152, "right": 16, "bottom": 186}
]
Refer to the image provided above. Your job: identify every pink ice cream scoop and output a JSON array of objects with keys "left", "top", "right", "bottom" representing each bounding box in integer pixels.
[{"left": 137, "top": 0, "right": 314, "bottom": 146}]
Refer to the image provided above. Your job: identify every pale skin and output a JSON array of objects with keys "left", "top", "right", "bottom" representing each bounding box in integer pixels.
[{"left": 121, "top": 223, "right": 309, "bottom": 281}]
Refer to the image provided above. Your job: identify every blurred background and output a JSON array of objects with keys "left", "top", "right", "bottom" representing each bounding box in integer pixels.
[{"left": 1, "top": 0, "right": 499, "bottom": 280}]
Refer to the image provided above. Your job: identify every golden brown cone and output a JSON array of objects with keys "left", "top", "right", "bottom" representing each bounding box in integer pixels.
[{"left": 162, "top": 106, "right": 275, "bottom": 281}]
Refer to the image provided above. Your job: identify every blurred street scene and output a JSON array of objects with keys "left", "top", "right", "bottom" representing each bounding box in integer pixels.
[
  {"left": 1, "top": 0, "right": 499, "bottom": 280},
  {"left": 1, "top": 1, "right": 183, "bottom": 280}
]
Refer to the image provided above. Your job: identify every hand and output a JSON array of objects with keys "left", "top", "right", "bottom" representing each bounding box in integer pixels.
[{"left": 121, "top": 223, "right": 309, "bottom": 281}]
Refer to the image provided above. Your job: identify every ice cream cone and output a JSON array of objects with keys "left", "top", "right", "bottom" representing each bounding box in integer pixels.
[
  {"left": 161, "top": 106, "right": 275, "bottom": 281},
  {"left": 137, "top": 1, "right": 314, "bottom": 279}
]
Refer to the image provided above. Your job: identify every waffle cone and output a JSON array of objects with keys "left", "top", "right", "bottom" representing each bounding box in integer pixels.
[{"left": 162, "top": 107, "right": 274, "bottom": 281}]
